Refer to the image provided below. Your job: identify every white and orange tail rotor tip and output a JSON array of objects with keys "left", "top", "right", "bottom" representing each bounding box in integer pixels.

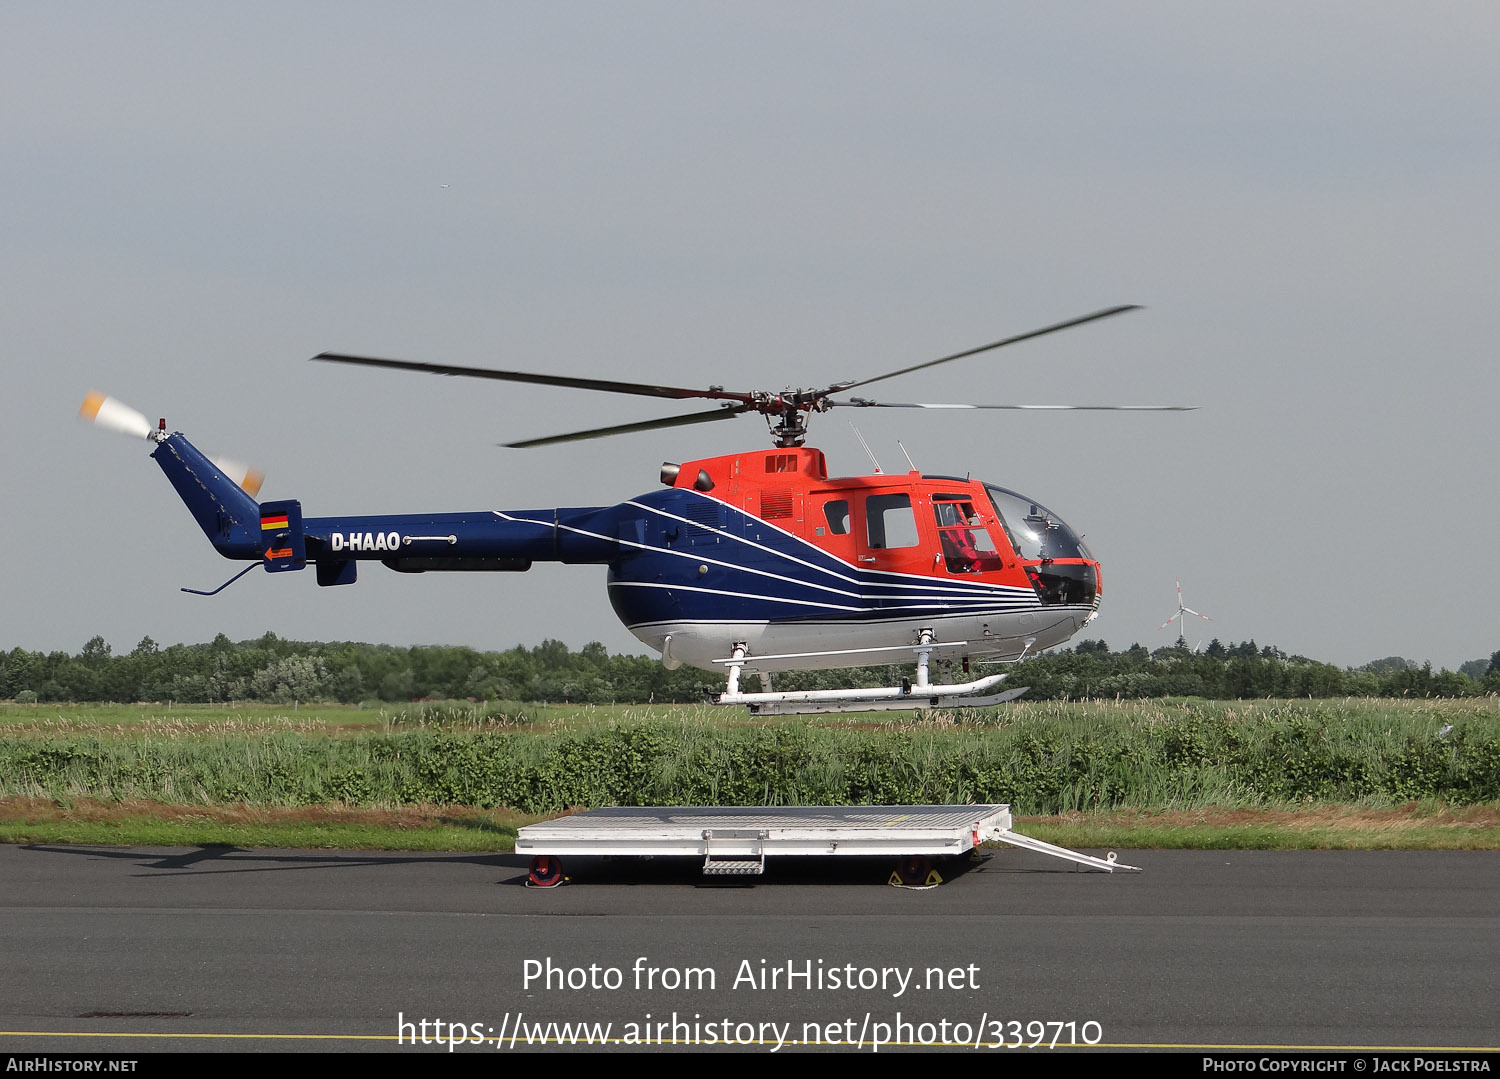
[
  {"left": 78, "top": 391, "right": 153, "bottom": 440},
  {"left": 210, "top": 457, "right": 266, "bottom": 498},
  {"left": 79, "top": 391, "right": 265, "bottom": 497}
]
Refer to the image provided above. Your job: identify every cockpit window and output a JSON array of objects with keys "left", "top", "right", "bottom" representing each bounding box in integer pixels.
[
  {"left": 932, "top": 496, "right": 1003, "bottom": 573},
  {"left": 982, "top": 485, "right": 1092, "bottom": 561}
]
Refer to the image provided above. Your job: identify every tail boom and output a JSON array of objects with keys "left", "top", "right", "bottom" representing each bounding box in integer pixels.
[{"left": 153, "top": 432, "right": 615, "bottom": 584}]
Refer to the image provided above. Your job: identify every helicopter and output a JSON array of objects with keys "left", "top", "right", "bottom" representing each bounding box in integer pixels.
[{"left": 81, "top": 305, "right": 1191, "bottom": 714}]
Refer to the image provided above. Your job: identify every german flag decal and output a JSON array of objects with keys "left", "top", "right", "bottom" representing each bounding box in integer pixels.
[{"left": 254, "top": 499, "right": 305, "bottom": 574}]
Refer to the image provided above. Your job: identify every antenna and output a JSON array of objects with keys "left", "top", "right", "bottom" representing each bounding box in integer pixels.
[
  {"left": 896, "top": 440, "right": 918, "bottom": 472},
  {"left": 849, "top": 422, "right": 882, "bottom": 474}
]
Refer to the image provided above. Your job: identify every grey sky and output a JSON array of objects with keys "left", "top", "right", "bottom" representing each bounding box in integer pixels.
[{"left": 5, "top": 3, "right": 1497, "bottom": 671}]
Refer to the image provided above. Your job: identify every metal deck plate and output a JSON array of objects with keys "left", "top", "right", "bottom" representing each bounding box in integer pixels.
[
  {"left": 523, "top": 805, "right": 1005, "bottom": 832},
  {"left": 515, "top": 805, "right": 1013, "bottom": 859}
]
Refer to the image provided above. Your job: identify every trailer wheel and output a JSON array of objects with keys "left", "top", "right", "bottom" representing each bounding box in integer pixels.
[
  {"left": 528, "top": 855, "right": 565, "bottom": 888},
  {"left": 890, "top": 855, "right": 941, "bottom": 888}
]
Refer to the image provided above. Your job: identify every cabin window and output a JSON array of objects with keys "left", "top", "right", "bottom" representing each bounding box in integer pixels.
[
  {"left": 866, "top": 494, "right": 919, "bottom": 549},
  {"left": 821, "top": 499, "right": 851, "bottom": 535},
  {"left": 932, "top": 497, "right": 1003, "bottom": 572}
]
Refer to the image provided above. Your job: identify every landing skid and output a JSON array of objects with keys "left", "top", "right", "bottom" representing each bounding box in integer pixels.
[
  {"left": 712, "top": 629, "right": 1028, "bottom": 714},
  {"left": 742, "top": 685, "right": 1029, "bottom": 716}
]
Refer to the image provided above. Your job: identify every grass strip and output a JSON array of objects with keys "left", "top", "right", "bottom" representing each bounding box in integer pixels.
[
  {"left": 2, "top": 799, "right": 1496, "bottom": 852},
  {"left": 0, "top": 798, "right": 542, "bottom": 851}
]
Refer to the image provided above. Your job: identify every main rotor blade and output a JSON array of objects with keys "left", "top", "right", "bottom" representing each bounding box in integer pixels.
[
  {"left": 502, "top": 404, "right": 749, "bottom": 448},
  {"left": 313, "top": 352, "right": 748, "bottom": 403},
  {"left": 833, "top": 305, "right": 1141, "bottom": 395},
  {"left": 829, "top": 400, "right": 1196, "bottom": 411}
]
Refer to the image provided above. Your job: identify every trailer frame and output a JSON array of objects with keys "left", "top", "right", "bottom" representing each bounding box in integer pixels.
[{"left": 514, "top": 804, "right": 1140, "bottom": 887}]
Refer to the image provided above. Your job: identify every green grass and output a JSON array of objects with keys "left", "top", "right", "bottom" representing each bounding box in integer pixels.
[
  {"left": 0, "top": 699, "right": 726, "bottom": 735},
  {"left": 4, "top": 803, "right": 1495, "bottom": 852},
  {"left": 0, "top": 817, "right": 516, "bottom": 851},
  {"left": 0, "top": 798, "right": 537, "bottom": 850},
  {"left": 1018, "top": 804, "right": 1500, "bottom": 851},
  {"left": 3, "top": 697, "right": 1498, "bottom": 851},
  {"left": 0, "top": 700, "right": 379, "bottom": 732},
  {"left": 6, "top": 695, "right": 1494, "bottom": 733}
]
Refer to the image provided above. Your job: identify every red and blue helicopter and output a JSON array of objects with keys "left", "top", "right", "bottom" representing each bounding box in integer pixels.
[{"left": 82, "top": 306, "right": 1190, "bottom": 713}]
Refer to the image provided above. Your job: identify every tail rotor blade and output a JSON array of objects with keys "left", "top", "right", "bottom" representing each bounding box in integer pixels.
[
  {"left": 78, "top": 391, "right": 153, "bottom": 440},
  {"left": 211, "top": 457, "right": 266, "bottom": 497}
]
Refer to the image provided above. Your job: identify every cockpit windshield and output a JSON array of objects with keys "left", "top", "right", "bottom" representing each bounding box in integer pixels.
[{"left": 982, "top": 484, "right": 1092, "bottom": 561}]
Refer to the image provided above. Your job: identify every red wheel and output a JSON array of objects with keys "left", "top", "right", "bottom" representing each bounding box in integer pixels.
[{"left": 528, "top": 855, "right": 565, "bottom": 888}]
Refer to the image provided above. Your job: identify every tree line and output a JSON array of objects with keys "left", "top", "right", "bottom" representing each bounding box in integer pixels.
[
  {"left": 1009, "top": 639, "right": 1500, "bottom": 701},
  {"left": 2, "top": 634, "right": 1497, "bottom": 705}
]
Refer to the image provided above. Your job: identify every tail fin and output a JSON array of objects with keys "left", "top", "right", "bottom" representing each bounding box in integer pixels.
[{"left": 152, "top": 433, "right": 263, "bottom": 559}]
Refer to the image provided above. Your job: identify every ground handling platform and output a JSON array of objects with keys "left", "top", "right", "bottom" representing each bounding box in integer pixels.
[{"left": 515, "top": 804, "right": 1140, "bottom": 888}]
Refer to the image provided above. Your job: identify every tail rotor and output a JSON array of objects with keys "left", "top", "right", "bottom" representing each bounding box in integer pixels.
[
  {"left": 79, "top": 391, "right": 265, "bottom": 496},
  {"left": 78, "top": 391, "right": 157, "bottom": 442}
]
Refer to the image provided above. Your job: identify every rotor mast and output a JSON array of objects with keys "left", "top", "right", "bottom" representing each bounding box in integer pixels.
[{"left": 767, "top": 393, "right": 818, "bottom": 447}]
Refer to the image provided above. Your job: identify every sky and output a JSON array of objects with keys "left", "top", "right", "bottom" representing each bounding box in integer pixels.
[{"left": 4, "top": 2, "right": 1498, "bottom": 671}]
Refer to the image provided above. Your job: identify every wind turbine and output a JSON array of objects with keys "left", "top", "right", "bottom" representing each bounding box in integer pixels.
[{"left": 1159, "top": 577, "right": 1212, "bottom": 647}]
